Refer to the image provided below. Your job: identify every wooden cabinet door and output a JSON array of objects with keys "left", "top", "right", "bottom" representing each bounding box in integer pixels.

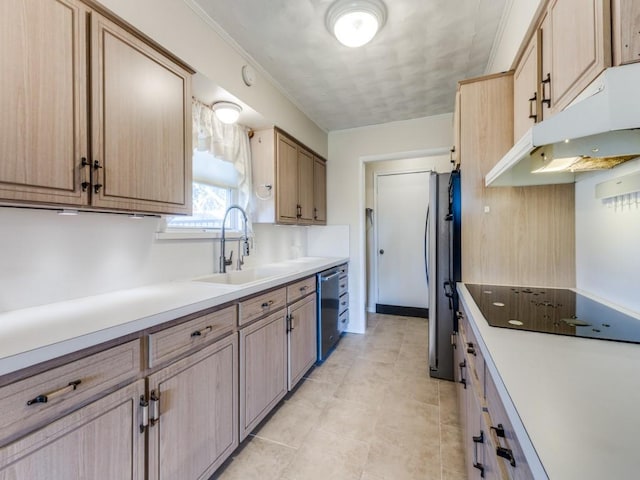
[
  {"left": 612, "top": 0, "right": 640, "bottom": 65},
  {"left": 275, "top": 133, "right": 299, "bottom": 223},
  {"left": 452, "top": 89, "right": 461, "bottom": 166},
  {"left": 513, "top": 34, "right": 540, "bottom": 142},
  {"left": 0, "top": 380, "right": 145, "bottom": 480},
  {"left": 239, "top": 311, "right": 287, "bottom": 440},
  {"left": 548, "top": 0, "right": 611, "bottom": 114},
  {"left": 0, "top": 0, "right": 89, "bottom": 206},
  {"left": 539, "top": 11, "right": 553, "bottom": 121},
  {"left": 147, "top": 335, "right": 238, "bottom": 480},
  {"left": 313, "top": 157, "right": 327, "bottom": 224},
  {"left": 90, "top": 13, "right": 192, "bottom": 215},
  {"left": 297, "top": 147, "right": 314, "bottom": 223},
  {"left": 287, "top": 293, "right": 317, "bottom": 390}
]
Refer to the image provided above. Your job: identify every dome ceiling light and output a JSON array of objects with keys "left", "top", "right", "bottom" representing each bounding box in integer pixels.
[
  {"left": 212, "top": 101, "right": 242, "bottom": 124},
  {"left": 325, "top": 0, "right": 387, "bottom": 48}
]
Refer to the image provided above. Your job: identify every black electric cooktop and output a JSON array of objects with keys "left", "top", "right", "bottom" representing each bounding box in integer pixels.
[{"left": 465, "top": 284, "right": 640, "bottom": 345}]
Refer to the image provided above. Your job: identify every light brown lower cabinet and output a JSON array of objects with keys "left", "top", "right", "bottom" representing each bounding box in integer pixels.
[
  {"left": 287, "top": 293, "right": 317, "bottom": 390},
  {"left": 147, "top": 334, "right": 238, "bottom": 480},
  {"left": 239, "top": 310, "right": 288, "bottom": 441},
  {"left": 456, "top": 308, "right": 534, "bottom": 480},
  {"left": 0, "top": 379, "right": 145, "bottom": 480}
]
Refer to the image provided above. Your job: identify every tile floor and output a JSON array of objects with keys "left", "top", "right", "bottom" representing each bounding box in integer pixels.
[{"left": 214, "top": 313, "right": 467, "bottom": 480}]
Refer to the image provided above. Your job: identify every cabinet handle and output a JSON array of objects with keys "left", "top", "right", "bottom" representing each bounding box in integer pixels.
[
  {"left": 149, "top": 390, "right": 160, "bottom": 426},
  {"left": 81, "top": 181, "right": 90, "bottom": 192},
  {"left": 490, "top": 423, "right": 505, "bottom": 438},
  {"left": 261, "top": 300, "right": 274, "bottom": 309},
  {"left": 296, "top": 204, "right": 302, "bottom": 218},
  {"left": 473, "top": 431, "right": 484, "bottom": 444},
  {"left": 458, "top": 360, "right": 467, "bottom": 389},
  {"left": 139, "top": 396, "right": 149, "bottom": 433},
  {"left": 496, "top": 446, "right": 516, "bottom": 467},
  {"left": 81, "top": 158, "right": 90, "bottom": 191},
  {"left": 450, "top": 145, "right": 456, "bottom": 164},
  {"left": 528, "top": 92, "right": 538, "bottom": 121},
  {"left": 27, "top": 380, "right": 82, "bottom": 405},
  {"left": 541, "top": 73, "right": 551, "bottom": 108},
  {"left": 191, "top": 325, "right": 213, "bottom": 337},
  {"left": 473, "top": 462, "right": 485, "bottom": 478},
  {"left": 313, "top": 207, "right": 318, "bottom": 220},
  {"left": 466, "top": 342, "right": 476, "bottom": 355},
  {"left": 93, "top": 160, "right": 103, "bottom": 170},
  {"left": 93, "top": 183, "right": 103, "bottom": 194}
]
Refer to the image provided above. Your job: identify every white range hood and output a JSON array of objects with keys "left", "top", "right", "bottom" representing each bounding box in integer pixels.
[{"left": 486, "top": 63, "right": 640, "bottom": 187}]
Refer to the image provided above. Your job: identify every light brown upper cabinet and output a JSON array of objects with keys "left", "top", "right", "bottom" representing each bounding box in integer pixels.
[
  {"left": 451, "top": 90, "right": 461, "bottom": 167},
  {"left": 540, "top": 0, "right": 611, "bottom": 117},
  {"left": 251, "top": 127, "right": 327, "bottom": 225},
  {"left": 612, "top": 0, "right": 640, "bottom": 65},
  {"left": 313, "top": 156, "right": 327, "bottom": 224},
  {"left": 513, "top": 33, "right": 541, "bottom": 142},
  {"left": 0, "top": 0, "right": 193, "bottom": 215}
]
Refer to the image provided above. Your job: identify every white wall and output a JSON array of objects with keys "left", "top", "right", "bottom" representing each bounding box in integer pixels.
[
  {"left": 575, "top": 158, "right": 640, "bottom": 313},
  {"left": 327, "top": 114, "right": 453, "bottom": 333},
  {"left": 485, "top": 0, "right": 544, "bottom": 73},
  {"left": 97, "top": 0, "right": 327, "bottom": 156},
  {"left": 0, "top": 207, "right": 307, "bottom": 313}
]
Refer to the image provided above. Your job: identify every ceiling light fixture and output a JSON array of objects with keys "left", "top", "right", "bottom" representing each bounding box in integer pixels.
[
  {"left": 325, "top": 0, "right": 387, "bottom": 48},
  {"left": 212, "top": 101, "right": 242, "bottom": 124}
]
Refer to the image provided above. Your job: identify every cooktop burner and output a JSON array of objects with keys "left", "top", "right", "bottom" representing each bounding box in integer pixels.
[{"left": 465, "top": 284, "right": 640, "bottom": 344}]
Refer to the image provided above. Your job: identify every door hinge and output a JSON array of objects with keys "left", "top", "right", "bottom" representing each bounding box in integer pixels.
[
  {"left": 149, "top": 390, "right": 160, "bottom": 426},
  {"left": 139, "top": 396, "right": 149, "bottom": 433}
]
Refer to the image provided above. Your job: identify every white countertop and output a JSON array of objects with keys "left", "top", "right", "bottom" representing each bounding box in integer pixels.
[
  {"left": 458, "top": 283, "right": 640, "bottom": 480},
  {"left": 0, "top": 257, "right": 347, "bottom": 377}
]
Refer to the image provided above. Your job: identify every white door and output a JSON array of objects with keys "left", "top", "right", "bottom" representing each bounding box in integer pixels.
[{"left": 376, "top": 171, "right": 430, "bottom": 309}]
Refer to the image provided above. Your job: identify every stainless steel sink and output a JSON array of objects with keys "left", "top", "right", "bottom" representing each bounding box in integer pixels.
[{"left": 192, "top": 265, "right": 296, "bottom": 285}]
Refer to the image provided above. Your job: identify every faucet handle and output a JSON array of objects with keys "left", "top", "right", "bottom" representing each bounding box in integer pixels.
[
  {"left": 224, "top": 250, "right": 233, "bottom": 267},
  {"left": 242, "top": 238, "right": 250, "bottom": 256}
]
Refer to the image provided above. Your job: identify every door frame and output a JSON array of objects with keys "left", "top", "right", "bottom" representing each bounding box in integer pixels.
[{"left": 373, "top": 169, "right": 432, "bottom": 314}]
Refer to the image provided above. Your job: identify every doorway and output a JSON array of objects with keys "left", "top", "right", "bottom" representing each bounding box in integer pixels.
[{"left": 374, "top": 170, "right": 430, "bottom": 317}]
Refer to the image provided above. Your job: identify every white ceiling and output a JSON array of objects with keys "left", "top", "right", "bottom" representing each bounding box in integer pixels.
[{"left": 191, "top": 0, "right": 508, "bottom": 131}]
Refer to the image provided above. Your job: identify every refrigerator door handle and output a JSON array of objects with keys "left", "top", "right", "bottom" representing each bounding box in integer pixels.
[{"left": 424, "top": 205, "right": 430, "bottom": 284}]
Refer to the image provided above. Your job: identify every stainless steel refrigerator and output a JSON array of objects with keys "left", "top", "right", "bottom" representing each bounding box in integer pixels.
[{"left": 427, "top": 170, "right": 461, "bottom": 381}]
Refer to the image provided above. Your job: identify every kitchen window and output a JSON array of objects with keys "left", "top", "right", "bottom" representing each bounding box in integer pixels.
[{"left": 162, "top": 99, "right": 252, "bottom": 236}]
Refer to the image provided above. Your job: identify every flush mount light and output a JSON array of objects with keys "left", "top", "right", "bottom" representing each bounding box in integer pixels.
[
  {"left": 212, "top": 101, "right": 242, "bottom": 124},
  {"left": 326, "top": 0, "right": 387, "bottom": 48},
  {"left": 57, "top": 209, "right": 79, "bottom": 216}
]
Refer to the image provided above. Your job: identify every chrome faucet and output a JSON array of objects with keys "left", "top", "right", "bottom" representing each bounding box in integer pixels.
[{"left": 220, "top": 205, "right": 250, "bottom": 273}]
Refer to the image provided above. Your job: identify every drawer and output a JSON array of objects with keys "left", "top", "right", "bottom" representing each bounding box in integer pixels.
[
  {"left": 485, "top": 371, "right": 534, "bottom": 480},
  {"left": 338, "top": 276, "right": 348, "bottom": 296},
  {"left": 338, "top": 309, "right": 349, "bottom": 333},
  {"left": 239, "top": 287, "right": 286, "bottom": 327},
  {"left": 0, "top": 340, "right": 140, "bottom": 444},
  {"left": 338, "top": 263, "right": 348, "bottom": 277},
  {"left": 459, "top": 314, "right": 484, "bottom": 397},
  {"left": 148, "top": 305, "right": 236, "bottom": 368},
  {"left": 287, "top": 276, "right": 316, "bottom": 304},
  {"left": 339, "top": 293, "right": 349, "bottom": 315}
]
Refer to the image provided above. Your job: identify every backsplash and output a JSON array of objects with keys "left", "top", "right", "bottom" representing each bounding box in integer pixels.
[
  {"left": 575, "top": 157, "right": 640, "bottom": 313},
  {"left": 0, "top": 207, "right": 308, "bottom": 313}
]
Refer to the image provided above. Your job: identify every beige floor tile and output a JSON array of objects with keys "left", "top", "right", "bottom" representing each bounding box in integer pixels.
[
  {"left": 357, "top": 343, "right": 400, "bottom": 364},
  {"left": 439, "top": 380, "right": 461, "bottom": 427},
  {"left": 281, "top": 429, "right": 369, "bottom": 480},
  {"left": 347, "top": 357, "right": 397, "bottom": 384},
  {"left": 286, "top": 377, "right": 338, "bottom": 410},
  {"left": 394, "top": 357, "right": 431, "bottom": 379},
  {"left": 362, "top": 436, "right": 441, "bottom": 480},
  {"left": 386, "top": 372, "right": 440, "bottom": 406},
  {"left": 441, "top": 424, "right": 467, "bottom": 475},
  {"left": 443, "top": 467, "right": 468, "bottom": 480},
  {"left": 321, "top": 345, "right": 360, "bottom": 368},
  {"left": 304, "top": 361, "right": 350, "bottom": 385},
  {"left": 333, "top": 375, "right": 388, "bottom": 407},
  {"left": 214, "top": 436, "right": 296, "bottom": 480},
  {"left": 316, "top": 397, "right": 379, "bottom": 441},
  {"left": 252, "top": 399, "right": 322, "bottom": 449},
  {"left": 374, "top": 396, "right": 441, "bottom": 452}
]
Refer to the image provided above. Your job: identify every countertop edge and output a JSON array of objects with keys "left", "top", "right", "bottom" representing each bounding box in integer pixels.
[
  {"left": 457, "top": 282, "right": 550, "bottom": 480},
  {"left": 0, "top": 257, "right": 348, "bottom": 377}
]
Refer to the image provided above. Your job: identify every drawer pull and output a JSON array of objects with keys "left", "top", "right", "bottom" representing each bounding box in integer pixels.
[
  {"left": 26, "top": 379, "right": 82, "bottom": 405},
  {"left": 261, "top": 300, "right": 274, "bottom": 309},
  {"left": 491, "top": 423, "right": 505, "bottom": 438},
  {"left": 299, "top": 286, "right": 308, "bottom": 292},
  {"left": 458, "top": 360, "right": 467, "bottom": 389},
  {"left": 191, "top": 325, "right": 213, "bottom": 337},
  {"left": 497, "top": 446, "right": 516, "bottom": 467},
  {"left": 473, "top": 462, "right": 485, "bottom": 478}
]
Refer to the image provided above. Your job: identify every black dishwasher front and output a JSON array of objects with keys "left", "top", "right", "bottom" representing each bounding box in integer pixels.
[{"left": 317, "top": 267, "right": 341, "bottom": 362}]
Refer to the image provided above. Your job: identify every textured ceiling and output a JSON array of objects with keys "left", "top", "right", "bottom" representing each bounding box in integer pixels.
[{"left": 191, "top": 0, "right": 507, "bottom": 131}]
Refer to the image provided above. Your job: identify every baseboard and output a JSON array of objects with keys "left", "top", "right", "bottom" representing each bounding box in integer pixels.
[{"left": 375, "top": 304, "right": 428, "bottom": 318}]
